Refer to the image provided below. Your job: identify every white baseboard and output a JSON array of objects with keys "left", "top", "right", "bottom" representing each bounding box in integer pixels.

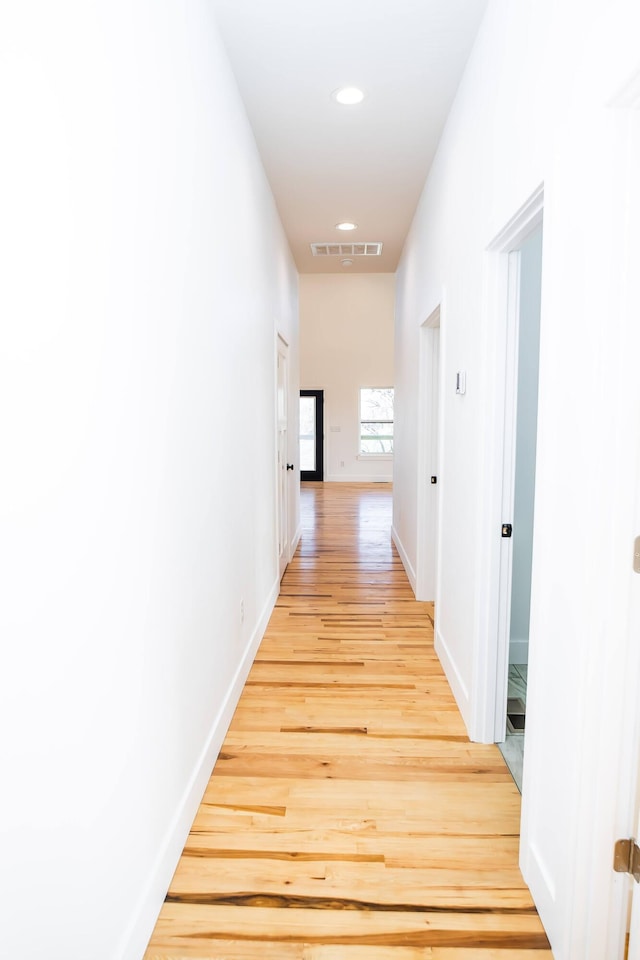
[
  {"left": 391, "top": 524, "right": 417, "bottom": 593},
  {"left": 509, "top": 637, "right": 529, "bottom": 665},
  {"left": 116, "top": 577, "right": 280, "bottom": 960},
  {"left": 325, "top": 474, "right": 393, "bottom": 483},
  {"left": 290, "top": 522, "right": 302, "bottom": 559},
  {"left": 434, "top": 625, "right": 472, "bottom": 735}
]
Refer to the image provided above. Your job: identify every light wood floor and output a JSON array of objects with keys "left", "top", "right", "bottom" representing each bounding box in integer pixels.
[{"left": 144, "top": 482, "right": 552, "bottom": 959}]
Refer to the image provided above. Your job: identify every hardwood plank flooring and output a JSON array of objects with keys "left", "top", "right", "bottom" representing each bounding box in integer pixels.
[{"left": 144, "top": 482, "right": 552, "bottom": 959}]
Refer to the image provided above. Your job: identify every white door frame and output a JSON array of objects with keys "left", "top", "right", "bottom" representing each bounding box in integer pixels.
[
  {"left": 472, "top": 184, "right": 544, "bottom": 743},
  {"left": 416, "top": 304, "right": 442, "bottom": 602}
]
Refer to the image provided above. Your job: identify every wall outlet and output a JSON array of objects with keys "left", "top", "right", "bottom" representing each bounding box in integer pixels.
[
  {"left": 240, "top": 599, "right": 244, "bottom": 623},
  {"left": 340, "top": 460, "right": 345, "bottom": 467}
]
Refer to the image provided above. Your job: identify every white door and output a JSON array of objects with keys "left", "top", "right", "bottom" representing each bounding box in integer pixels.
[
  {"left": 416, "top": 307, "right": 441, "bottom": 602},
  {"left": 277, "top": 337, "right": 289, "bottom": 579},
  {"left": 430, "top": 326, "right": 441, "bottom": 595}
]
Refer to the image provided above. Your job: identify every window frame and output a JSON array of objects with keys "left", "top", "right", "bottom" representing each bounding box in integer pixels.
[{"left": 358, "top": 386, "right": 394, "bottom": 459}]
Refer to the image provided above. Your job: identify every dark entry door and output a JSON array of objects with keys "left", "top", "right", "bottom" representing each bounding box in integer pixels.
[{"left": 299, "top": 390, "right": 324, "bottom": 481}]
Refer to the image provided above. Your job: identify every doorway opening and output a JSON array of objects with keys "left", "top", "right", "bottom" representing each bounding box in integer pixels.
[
  {"left": 473, "top": 184, "right": 544, "bottom": 770},
  {"left": 300, "top": 390, "right": 324, "bottom": 481},
  {"left": 497, "top": 223, "right": 543, "bottom": 789}
]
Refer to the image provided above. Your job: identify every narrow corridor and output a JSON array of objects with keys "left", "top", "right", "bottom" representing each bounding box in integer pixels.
[{"left": 144, "top": 482, "right": 551, "bottom": 957}]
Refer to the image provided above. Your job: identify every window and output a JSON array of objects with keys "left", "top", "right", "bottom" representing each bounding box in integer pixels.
[{"left": 359, "top": 387, "right": 394, "bottom": 455}]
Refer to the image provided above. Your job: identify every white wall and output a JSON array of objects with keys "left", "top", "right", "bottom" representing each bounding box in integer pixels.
[
  {"left": 0, "top": 4, "right": 298, "bottom": 959},
  {"left": 509, "top": 226, "right": 543, "bottom": 665},
  {"left": 300, "top": 274, "right": 395, "bottom": 481},
  {"left": 394, "top": 0, "right": 640, "bottom": 956},
  {"left": 394, "top": 0, "right": 549, "bottom": 725}
]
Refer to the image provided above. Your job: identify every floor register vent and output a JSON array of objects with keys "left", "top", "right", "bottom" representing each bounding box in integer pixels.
[{"left": 311, "top": 242, "right": 383, "bottom": 257}]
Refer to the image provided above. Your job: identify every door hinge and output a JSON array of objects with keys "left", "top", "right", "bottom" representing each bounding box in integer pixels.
[
  {"left": 613, "top": 838, "right": 640, "bottom": 881},
  {"left": 501, "top": 523, "right": 513, "bottom": 538}
]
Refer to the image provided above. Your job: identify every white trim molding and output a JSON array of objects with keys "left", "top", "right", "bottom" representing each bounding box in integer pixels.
[
  {"left": 391, "top": 524, "right": 417, "bottom": 593},
  {"left": 435, "top": 626, "right": 471, "bottom": 731},
  {"left": 325, "top": 474, "right": 393, "bottom": 483}
]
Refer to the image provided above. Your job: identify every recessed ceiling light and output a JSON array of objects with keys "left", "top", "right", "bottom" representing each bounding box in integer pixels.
[
  {"left": 332, "top": 86, "right": 365, "bottom": 106},
  {"left": 336, "top": 222, "right": 357, "bottom": 231},
  {"left": 341, "top": 259, "right": 354, "bottom": 268}
]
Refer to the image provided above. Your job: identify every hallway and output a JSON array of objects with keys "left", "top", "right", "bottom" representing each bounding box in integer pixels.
[{"left": 144, "top": 482, "right": 551, "bottom": 957}]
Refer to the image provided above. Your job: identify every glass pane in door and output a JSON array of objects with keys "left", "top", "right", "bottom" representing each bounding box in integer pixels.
[{"left": 300, "top": 396, "right": 316, "bottom": 471}]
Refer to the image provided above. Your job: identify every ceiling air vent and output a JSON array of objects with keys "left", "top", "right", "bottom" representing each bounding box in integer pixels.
[{"left": 310, "top": 242, "right": 383, "bottom": 257}]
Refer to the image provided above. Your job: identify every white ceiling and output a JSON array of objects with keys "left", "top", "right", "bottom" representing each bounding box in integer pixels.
[{"left": 212, "top": 0, "right": 489, "bottom": 274}]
